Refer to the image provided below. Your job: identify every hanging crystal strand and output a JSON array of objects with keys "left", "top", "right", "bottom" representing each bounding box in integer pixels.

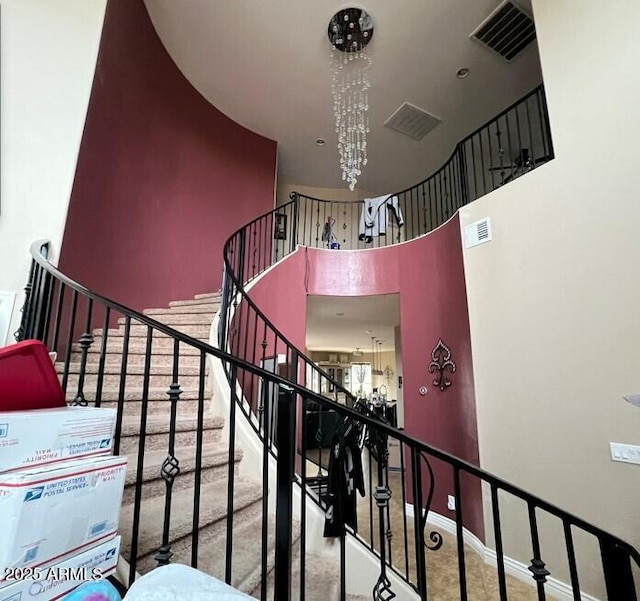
[{"left": 330, "top": 36, "right": 371, "bottom": 191}]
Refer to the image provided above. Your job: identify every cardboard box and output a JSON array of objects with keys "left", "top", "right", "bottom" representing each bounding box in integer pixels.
[
  {"left": 0, "top": 455, "right": 127, "bottom": 582},
  {"left": 0, "top": 407, "right": 116, "bottom": 474},
  {"left": 0, "top": 536, "right": 121, "bottom": 601}
]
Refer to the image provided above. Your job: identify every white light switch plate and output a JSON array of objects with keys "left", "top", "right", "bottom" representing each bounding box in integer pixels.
[{"left": 610, "top": 442, "right": 640, "bottom": 465}]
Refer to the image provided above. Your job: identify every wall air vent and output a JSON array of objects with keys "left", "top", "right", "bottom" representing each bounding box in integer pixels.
[
  {"left": 464, "top": 217, "right": 492, "bottom": 249},
  {"left": 384, "top": 102, "right": 442, "bottom": 141},
  {"left": 471, "top": 0, "right": 536, "bottom": 62}
]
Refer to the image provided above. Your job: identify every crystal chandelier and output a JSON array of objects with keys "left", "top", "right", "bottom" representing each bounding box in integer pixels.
[{"left": 328, "top": 8, "right": 374, "bottom": 191}]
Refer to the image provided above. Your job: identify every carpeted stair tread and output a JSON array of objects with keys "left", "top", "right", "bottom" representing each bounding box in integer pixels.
[
  {"left": 144, "top": 305, "right": 219, "bottom": 315},
  {"left": 123, "top": 444, "right": 241, "bottom": 487},
  {"left": 193, "top": 293, "right": 221, "bottom": 300},
  {"left": 57, "top": 362, "right": 205, "bottom": 376},
  {"left": 94, "top": 326, "right": 211, "bottom": 340},
  {"left": 119, "top": 478, "right": 262, "bottom": 559},
  {"left": 119, "top": 313, "right": 215, "bottom": 326},
  {"left": 70, "top": 387, "right": 208, "bottom": 402},
  {"left": 71, "top": 341, "right": 203, "bottom": 355},
  {"left": 182, "top": 513, "right": 279, "bottom": 593},
  {"left": 120, "top": 414, "right": 223, "bottom": 437},
  {"left": 169, "top": 298, "right": 221, "bottom": 308},
  {"left": 69, "top": 352, "right": 203, "bottom": 368},
  {"left": 255, "top": 547, "right": 344, "bottom": 601}
]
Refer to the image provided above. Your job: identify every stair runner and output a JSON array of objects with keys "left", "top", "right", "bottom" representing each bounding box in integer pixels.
[{"left": 57, "top": 291, "right": 357, "bottom": 600}]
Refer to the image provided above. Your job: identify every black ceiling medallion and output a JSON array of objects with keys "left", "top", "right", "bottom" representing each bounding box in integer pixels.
[
  {"left": 428, "top": 339, "right": 457, "bottom": 391},
  {"left": 327, "top": 7, "right": 374, "bottom": 53}
]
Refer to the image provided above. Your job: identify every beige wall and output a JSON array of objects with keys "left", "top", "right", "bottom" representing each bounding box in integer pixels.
[
  {"left": 0, "top": 0, "right": 107, "bottom": 344},
  {"left": 460, "top": 0, "right": 640, "bottom": 593}
]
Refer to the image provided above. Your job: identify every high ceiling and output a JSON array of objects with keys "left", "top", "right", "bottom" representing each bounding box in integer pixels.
[{"left": 145, "top": 0, "right": 542, "bottom": 195}]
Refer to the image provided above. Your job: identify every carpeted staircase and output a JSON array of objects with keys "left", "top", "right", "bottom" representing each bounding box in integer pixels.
[{"left": 57, "top": 291, "right": 361, "bottom": 600}]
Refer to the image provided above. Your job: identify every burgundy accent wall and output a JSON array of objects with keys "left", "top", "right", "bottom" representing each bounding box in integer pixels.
[
  {"left": 247, "top": 218, "right": 483, "bottom": 539},
  {"left": 59, "top": 0, "right": 277, "bottom": 311}
]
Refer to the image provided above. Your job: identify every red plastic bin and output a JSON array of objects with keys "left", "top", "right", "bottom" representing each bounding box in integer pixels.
[{"left": 0, "top": 340, "right": 65, "bottom": 412}]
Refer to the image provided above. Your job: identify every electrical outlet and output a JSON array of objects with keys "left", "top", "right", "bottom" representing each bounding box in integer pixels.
[
  {"left": 610, "top": 442, "right": 640, "bottom": 465},
  {"left": 447, "top": 495, "right": 456, "bottom": 511}
]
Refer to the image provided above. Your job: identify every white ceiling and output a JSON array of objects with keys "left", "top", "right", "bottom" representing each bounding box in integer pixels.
[
  {"left": 306, "top": 295, "right": 400, "bottom": 352},
  {"left": 145, "top": 0, "right": 542, "bottom": 195},
  {"left": 143, "top": 1, "right": 541, "bottom": 353}
]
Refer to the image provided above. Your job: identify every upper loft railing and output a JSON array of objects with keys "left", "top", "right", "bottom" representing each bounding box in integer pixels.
[
  {"left": 217, "top": 84, "right": 554, "bottom": 434},
  {"left": 266, "top": 84, "right": 553, "bottom": 260}
]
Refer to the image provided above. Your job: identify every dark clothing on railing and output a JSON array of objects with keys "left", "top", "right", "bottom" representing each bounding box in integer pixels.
[{"left": 323, "top": 423, "right": 365, "bottom": 537}]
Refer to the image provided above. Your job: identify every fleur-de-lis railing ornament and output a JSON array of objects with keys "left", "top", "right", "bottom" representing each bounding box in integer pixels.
[{"left": 428, "top": 339, "right": 456, "bottom": 391}]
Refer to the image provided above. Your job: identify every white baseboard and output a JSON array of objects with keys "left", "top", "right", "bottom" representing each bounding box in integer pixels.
[{"left": 405, "top": 504, "right": 600, "bottom": 601}]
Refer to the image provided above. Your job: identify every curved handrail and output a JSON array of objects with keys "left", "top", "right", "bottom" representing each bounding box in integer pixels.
[
  {"left": 24, "top": 240, "right": 640, "bottom": 564},
  {"left": 20, "top": 81, "right": 639, "bottom": 600},
  {"left": 213, "top": 82, "right": 640, "bottom": 598}
]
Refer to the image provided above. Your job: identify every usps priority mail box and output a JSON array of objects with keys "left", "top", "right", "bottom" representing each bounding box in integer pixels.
[
  {"left": 0, "top": 536, "right": 121, "bottom": 600},
  {"left": 0, "top": 407, "right": 116, "bottom": 474},
  {"left": 0, "top": 455, "right": 127, "bottom": 583}
]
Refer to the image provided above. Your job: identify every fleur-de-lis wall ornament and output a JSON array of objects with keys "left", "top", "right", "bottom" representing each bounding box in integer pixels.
[{"left": 428, "top": 339, "right": 456, "bottom": 391}]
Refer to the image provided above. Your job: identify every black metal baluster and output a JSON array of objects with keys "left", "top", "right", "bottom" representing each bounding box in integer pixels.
[
  {"left": 72, "top": 298, "right": 94, "bottom": 406},
  {"left": 540, "top": 87, "right": 555, "bottom": 160},
  {"left": 26, "top": 263, "right": 42, "bottom": 340},
  {"left": 384, "top": 458, "right": 393, "bottom": 567},
  {"left": 225, "top": 362, "right": 239, "bottom": 583},
  {"left": 128, "top": 326, "right": 153, "bottom": 585},
  {"left": 490, "top": 484, "right": 509, "bottom": 600},
  {"left": 527, "top": 503, "right": 549, "bottom": 600},
  {"left": 504, "top": 112, "right": 516, "bottom": 183},
  {"left": 600, "top": 535, "right": 637, "bottom": 601},
  {"left": 300, "top": 397, "right": 308, "bottom": 601},
  {"left": 495, "top": 121, "right": 506, "bottom": 185},
  {"left": 478, "top": 131, "right": 488, "bottom": 196},
  {"left": 260, "top": 369, "right": 271, "bottom": 601},
  {"left": 191, "top": 350, "right": 207, "bottom": 569},
  {"left": 292, "top": 195, "right": 299, "bottom": 253},
  {"left": 486, "top": 123, "right": 496, "bottom": 191},
  {"left": 411, "top": 449, "right": 427, "bottom": 600},
  {"left": 14, "top": 257, "right": 35, "bottom": 342},
  {"left": 368, "top": 444, "right": 374, "bottom": 551},
  {"left": 468, "top": 138, "right": 478, "bottom": 201},
  {"left": 50, "top": 283, "right": 66, "bottom": 353},
  {"left": 453, "top": 467, "right": 468, "bottom": 601},
  {"left": 274, "top": 386, "right": 296, "bottom": 601},
  {"left": 524, "top": 96, "right": 535, "bottom": 168},
  {"left": 302, "top": 194, "right": 308, "bottom": 247},
  {"left": 562, "top": 521, "right": 581, "bottom": 601},
  {"left": 437, "top": 171, "right": 445, "bottom": 227},
  {"left": 372, "top": 426, "right": 394, "bottom": 601},
  {"left": 93, "top": 307, "right": 110, "bottom": 408},
  {"left": 155, "top": 338, "right": 182, "bottom": 567},
  {"left": 113, "top": 316, "right": 131, "bottom": 456},
  {"left": 41, "top": 272, "right": 55, "bottom": 346},
  {"left": 399, "top": 441, "right": 409, "bottom": 580},
  {"left": 514, "top": 104, "right": 524, "bottom": 177},
  {"left": 61, "top": 290, "right": 79, "bottom": 395}
]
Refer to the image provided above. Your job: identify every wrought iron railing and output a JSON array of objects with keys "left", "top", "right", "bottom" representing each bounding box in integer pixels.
[
  {"left": 19, "top": 240, "right": 640, "bottom": 600},
  {"left": 259, "top": 85, "right": 553, "bottom": 260},
  {"left": 15, "top": 83, "right": 637, "bottom": 601}
]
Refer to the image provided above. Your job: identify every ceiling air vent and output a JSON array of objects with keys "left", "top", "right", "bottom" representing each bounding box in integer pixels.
[
  {"left": 471, "top": 0, "right": 536, "bottom": 62},
  {"left": 384, "top": 102, "right": 442, "bottom": 141},
  {"left": 464, "top": 217, "right": 492, "bottom": 249}
]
